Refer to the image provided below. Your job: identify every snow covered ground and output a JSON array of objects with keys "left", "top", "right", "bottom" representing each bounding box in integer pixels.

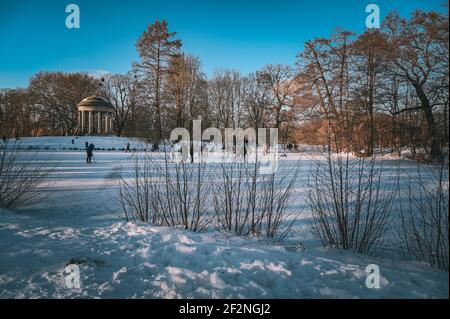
[{"left": 0, "top": 137, "right": 448, "bottom": 298}]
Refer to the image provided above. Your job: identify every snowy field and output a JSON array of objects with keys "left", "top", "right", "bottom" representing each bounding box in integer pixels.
[{"left": 0, "top": 137, "right": 448, "bottom": 298}]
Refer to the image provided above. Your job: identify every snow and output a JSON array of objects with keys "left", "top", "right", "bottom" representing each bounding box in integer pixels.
[
  {"left": 1, "top": 209, "right": 447, "bottom": 298},
  {"left": 0, "top": 137, "right": 448, "bottom": 298}
]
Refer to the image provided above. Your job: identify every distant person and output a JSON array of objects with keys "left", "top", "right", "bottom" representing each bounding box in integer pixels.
[
  {"left": 86, "top": 143, "right": 95, "bottom": 163},
  {"left": 244, "top": 138, "right": 248, "bottom": 162},
  {"left": 125, "top": 142, "right": 131, "bottom": 153},
  {"left": 71, "top": 139, "right": 75, "bottom": 145},
  {"left": 85, "top": 141, "right": 89, "bottom": 150},
  {"left": 262, "top": 143, "right": 269, "bottom": 156}
]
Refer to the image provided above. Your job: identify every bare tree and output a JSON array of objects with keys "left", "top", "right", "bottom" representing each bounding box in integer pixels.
[
  {"left": 165, "top": 54, "right": 209, "bottom": 131},
  {"left": 29, "top": 72, "right": 99, "bottom": 136},
  {"left": 398, "top": 162, "right": 449, "bottom": 271},
  {"left": 257, "top": 64, "right": 297, "bottom": 129},
  {"left": 0, "top": 89, "right": 36, "bottom": 138},
  {"left": 298, "top": 31, "right": 356, "bottom": 152},
  {"left": 101, "top": 72, "right": 139, "bottom": 137},
  {"left": 0, "top": 141, "right": 51, "bottom": 208},
  {"left": 241, "top": 73, "right": 271, "bottom": 131},
  {"left": 208, "top": 70, "right": 243, "bottom": 129},
  {"left": 352, "top": 30, "right": 389, "bottom": 155},
  {"left": 383, "top": 11, "right": 449, "bottom": 159}
]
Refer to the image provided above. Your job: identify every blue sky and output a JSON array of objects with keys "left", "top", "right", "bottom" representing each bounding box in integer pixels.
[{"left": 0, "top": 0, "right": 446, "bottom": 88}]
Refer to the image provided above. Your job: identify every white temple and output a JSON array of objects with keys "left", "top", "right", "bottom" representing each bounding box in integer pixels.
[{"left": 77, "top": 96, "right": 114, "bottom": 135}]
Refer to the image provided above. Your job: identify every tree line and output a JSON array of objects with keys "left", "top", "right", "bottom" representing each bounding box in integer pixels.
[{"left": 0, "top": 9, "right": 448, "bottom": 160}]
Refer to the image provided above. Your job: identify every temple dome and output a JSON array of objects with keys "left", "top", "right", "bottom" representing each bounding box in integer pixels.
[{"left": 77, "top": 96, "right": 113, "bottom": 108}]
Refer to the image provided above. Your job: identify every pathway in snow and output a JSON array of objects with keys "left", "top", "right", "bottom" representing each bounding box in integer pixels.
[{"left": 0, "top": 138, "right": 448, "bottom": 298}]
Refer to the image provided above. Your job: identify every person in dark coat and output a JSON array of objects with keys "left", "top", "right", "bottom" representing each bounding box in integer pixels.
[
  {"left": 244, "top": 138, "right": 248, "bottom": 162},
  {"left": 125, "top": 142, "right": 131, "bottom": 153},
  {"left": 86, "top": 143, "right": 95, "bottom": 163},
  {"left": 85, "top": 141, "right": 89, "bottom": 149}
]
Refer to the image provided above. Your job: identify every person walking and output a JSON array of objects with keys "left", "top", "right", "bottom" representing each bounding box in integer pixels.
[
  {"left": 125, "top": 142, "right": 131, "bottom": 153},
  {"left": 86, "top": 143, "right": 95, "bottom": 163},
  {"left": 85, "top": 141, "right": 89, "bottom": 163},
  {"left": 244, "top": 138, "right": 248, "bottom": 162}
]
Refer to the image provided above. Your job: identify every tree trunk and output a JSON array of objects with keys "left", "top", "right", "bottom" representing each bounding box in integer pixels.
[{"left": 414, "top": 83, "right": 441, "bottom": 159}]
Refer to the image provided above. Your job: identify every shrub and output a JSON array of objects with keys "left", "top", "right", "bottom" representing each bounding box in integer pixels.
[
  {"left": 307, "top": 151, "right": 394, "bottom": 255},
  {"left": 115, "top": 151, "right": 213, "bottom": 231},
  {"left": 398, "top": 162, "right": 449, "bottom": 271},
  {"left": 212, "top": 160, "right": 300, "bottom": 241},
  {"left": 0, "top": 141, "right": 50, "bottom": 208}
]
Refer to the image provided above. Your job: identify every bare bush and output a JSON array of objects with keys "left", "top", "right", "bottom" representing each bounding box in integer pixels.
[
  {"left": 213, "top": 160, "right": 300, "bottom": 241},
  {"left": 115, "top": 151, "right": 213, "bottom": 231},
  {"left": 398, "top": 163, "right": 449, "bottom": 271},
  {"left": 307, "top": 152, "right": 394, "bottom": 255},
  {"left": 116, "top": 150, "right": 300, "bottom": 239},
  {"left": 115, "top": 151, "right": 154, "bottom": 223},
  {"left": 0, "top": 141, "right": 50, "bottom": 208}
]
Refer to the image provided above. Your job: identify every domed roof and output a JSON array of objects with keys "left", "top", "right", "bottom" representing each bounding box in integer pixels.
[{"left": 78, "top": 96, "right": 113, "bottom": 108}]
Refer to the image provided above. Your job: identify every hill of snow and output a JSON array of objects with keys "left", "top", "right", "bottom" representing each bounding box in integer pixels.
[{"left": 0, "top": 209, "right": 448, "bottom": 298}]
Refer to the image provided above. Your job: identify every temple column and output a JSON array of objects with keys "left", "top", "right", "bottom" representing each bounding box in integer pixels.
[
  {"left": 109, "top": 115, "right": 113, "bottom": 134},
  {"left": 77, "top": 111, "right": 81, "bottom": 134},
  {"left": 105, "top": 113, "right": 109, "bottom": 134},
  {"left": 97, "top": 112, "right": 102, "bottom": 134},
  {"left": 88, "top": 111, "right": 93, "bottom": 134},
  {"left": 81, "top": 111, "right": 85, "bottom": 134}
]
